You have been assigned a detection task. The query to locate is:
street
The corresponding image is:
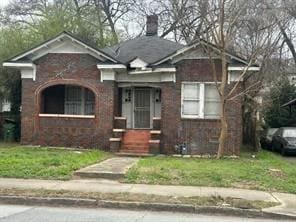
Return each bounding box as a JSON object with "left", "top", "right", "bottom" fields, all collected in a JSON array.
[{"left": 0, "top": 204, "right": 293, "bottom": 222}]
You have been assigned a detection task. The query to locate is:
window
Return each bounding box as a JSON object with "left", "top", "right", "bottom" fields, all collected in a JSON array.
[
  {"left": 65, "top": 86, "right": 83, "bottom": 115},
  {"left": 65, "top": 86, "right": 95, "bottom": 115},
  {"left": 181, "top": 82, "right": 220, "bottom": 119},
  {"left": 41, "top": 85, "right": 95, "bottom": 116},
  {"left": 84, "top": 89, "right": 95, "bottom": 115},
  {"left": 204, "top": 84, "right": 220, "bottom": 119},
  {"left": 182, "top": 83, "right": 201, "bottom": 117}
]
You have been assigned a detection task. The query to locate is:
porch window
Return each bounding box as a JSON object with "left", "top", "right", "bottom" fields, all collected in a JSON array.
[
  {"left": 181, "top": 82, "right": 220, "bottom": 119},
  {"left": 41, "top": 85, "right": 95, "bottom": 116}
]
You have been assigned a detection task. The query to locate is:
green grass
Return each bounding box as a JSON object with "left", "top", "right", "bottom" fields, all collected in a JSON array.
[
  {"left": 0, "top": 143, "right": 111, "bottom": 180},
  {"left": 125, "top": 150, "right": 296, "bottom": 194}
]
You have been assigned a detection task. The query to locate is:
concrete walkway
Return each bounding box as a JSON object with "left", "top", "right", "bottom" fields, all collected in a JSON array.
[
  {"left": 74, "top": 157, "right": 139, "bottom": 180},
  {"left": 0, "top": 178, "right": 295, "bottom": 217},
  {"left": 263, "top": 193, "right": 296, "bottom": 217}
]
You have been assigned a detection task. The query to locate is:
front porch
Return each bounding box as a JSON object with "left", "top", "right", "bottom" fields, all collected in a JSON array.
[
  {"left": 119, "top": 86, "right": 161, "bottom": 129},
  {"left": 109, "top": 85, "right": 162, "bottom": 155}
]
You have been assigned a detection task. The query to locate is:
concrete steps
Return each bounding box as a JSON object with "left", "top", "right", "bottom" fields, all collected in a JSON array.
[
  {"left": 116, "top": 152, "right": 155, "bottom": 157},
  {"left": 109, "top": 117, "right": 162, "bottom": 154},
  {"left": 120, "top": 130, "right": 151, "bottom": 153}
]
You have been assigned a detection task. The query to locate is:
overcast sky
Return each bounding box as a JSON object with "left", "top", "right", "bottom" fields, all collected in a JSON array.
[{"left": 0, "top": 0, "right": 10, "bottom": 7}]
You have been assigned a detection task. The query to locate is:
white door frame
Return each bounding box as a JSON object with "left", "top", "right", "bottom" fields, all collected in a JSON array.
[{"left": 121, "top": 86, "right": 161, "bottom": 129}]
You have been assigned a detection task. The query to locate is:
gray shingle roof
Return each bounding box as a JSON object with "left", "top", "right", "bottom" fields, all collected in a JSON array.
[{"left": 102, "top": 35, "right": 184, "bottom": 65}]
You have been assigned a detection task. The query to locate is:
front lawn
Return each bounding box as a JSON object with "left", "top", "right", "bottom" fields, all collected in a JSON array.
[
  {"left": 0, "top": 144, "right": 111, "bottom": 180},
  {"left": 125, "top": 150, "right": 296, "bottom": 194}
]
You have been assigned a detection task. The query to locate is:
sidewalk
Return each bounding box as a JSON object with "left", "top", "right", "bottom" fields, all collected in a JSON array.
[{"left": 0, "top": 178, "right": 295, "bottom": 217}]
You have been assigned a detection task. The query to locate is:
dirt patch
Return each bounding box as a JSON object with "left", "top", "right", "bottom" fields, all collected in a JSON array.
[{"left": 268, "top": 168, "right": 285, "bottom": 178}]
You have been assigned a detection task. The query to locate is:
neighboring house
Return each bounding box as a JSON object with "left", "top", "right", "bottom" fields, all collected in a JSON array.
[{"left": 3, "top": 15, "right": 259, "bottom": 155}]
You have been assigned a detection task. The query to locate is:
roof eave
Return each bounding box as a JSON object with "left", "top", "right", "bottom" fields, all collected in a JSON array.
[
  {"left": 152, "top": 40, "right": 253, "bottom": 66},
  {"left": 5, "top": 31, "right": 119, "bottom": 64}
]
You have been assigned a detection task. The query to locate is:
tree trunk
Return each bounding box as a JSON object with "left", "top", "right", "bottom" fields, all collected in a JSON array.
[
  {"left": 216, "top": 0, "right": 228, "bottom": 159},
  {"left": 217, "top": 99, "right": 228, "bottom": 158},
  {"left": 217, "top": 53, "right": 228, "bottom": 159}
]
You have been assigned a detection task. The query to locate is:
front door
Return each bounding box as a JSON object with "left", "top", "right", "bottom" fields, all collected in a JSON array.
[{"left": 134, "top": 88, "right": 151, "bottom": 128}]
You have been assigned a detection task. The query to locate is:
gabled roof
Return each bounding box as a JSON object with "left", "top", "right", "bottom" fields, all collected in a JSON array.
[
  {"left": 102, "top": 35, "right": 257, "bottom": 68},
  {"left": 102, "top": 35, "right": 184, "bottom": 65},
  {"left": 153, "top": 39, "right": 252, "bottom": 66},
  {"left": 5, "top": 31, "right": 119, "bottom": 64},
  {"left": 5, "top": 30, "right": 258, "bottom": 69}
]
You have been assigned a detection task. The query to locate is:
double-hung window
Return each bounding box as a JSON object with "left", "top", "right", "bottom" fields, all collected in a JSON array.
[
  {"left": 181, "top": 83, "right": 202, "bottom": 118},
  {"left": 181, "top": 82, "right": 220, "bottom": 119},
  {"left": 204, "top": 84, "right": 220, "bottom": 119}
]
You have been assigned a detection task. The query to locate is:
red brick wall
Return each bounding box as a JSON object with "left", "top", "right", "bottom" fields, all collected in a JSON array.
[
  {"left": 160, "top": 59, "right": 242, "bottom": 155},
  {"left": 21, "top": 54, "right": 242, "bottom": 153},
  {"left": 21, "top": 53, "right": 115, "bottom": 149}
]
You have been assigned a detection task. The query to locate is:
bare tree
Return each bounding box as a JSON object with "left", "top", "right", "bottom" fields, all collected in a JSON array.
[
  {"left": 198, "top": 0, "right": 278, "bottom": 158},
  {"left": 129, "top": 0, "right": 213, "bottom": 44},
  {"left": 93, "top": 0, "right": 134, "bottom": 43},
  {"left": 264, "top": 0, "right": 296, "bottom": 64}
]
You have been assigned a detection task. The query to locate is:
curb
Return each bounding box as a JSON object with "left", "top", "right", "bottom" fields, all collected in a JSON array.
[
  {"left": 0, "top": 195, "right": 295, "bottom": 220},
  {"left": 0, "top": 196, "right": 97, "bottom": 207}
]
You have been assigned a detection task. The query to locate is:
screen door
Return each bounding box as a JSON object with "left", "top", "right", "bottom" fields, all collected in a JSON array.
[{"left": 134, "top": 88, "right": 151, "bottom": 128}]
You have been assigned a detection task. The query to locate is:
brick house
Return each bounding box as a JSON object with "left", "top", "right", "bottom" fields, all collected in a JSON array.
[{"left": 3, "top": 16, "right": 259, "bottom": 155}]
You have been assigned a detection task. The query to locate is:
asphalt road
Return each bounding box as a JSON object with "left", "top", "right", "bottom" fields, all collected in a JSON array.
[{"left": 0, "top": 204, "right": 294, "bottom": 222}]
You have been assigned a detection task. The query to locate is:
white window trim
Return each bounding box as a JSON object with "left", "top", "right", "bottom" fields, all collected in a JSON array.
[
  {"left": 39, "top": 114, "right": 95, "bottom": 118},
  {"left": 181, "top": 82, "right": 220, "bottom": 119}
]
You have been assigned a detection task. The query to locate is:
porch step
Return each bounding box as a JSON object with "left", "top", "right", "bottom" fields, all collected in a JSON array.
[
  {"left": 116, "top": 152, "right": 154, "bottom": 157},
  {"left": 109, "top": 138, "right": 121, "bottom": 142},
  {"left": 150, "top": 130, "right": 161, "bottom": 140},
  {"left": 121, "top": 143, "right": 149, "bottom": 147},
  {"left": 120, "top": 130, "right": 151, "bottom": 153},
  {"left": 121, "top": 146, "right": 150, "bottom": 150},
  {"left": 113, "top": 129, "right": 126, "bottom": 138},
  {"left": 109, "top": 138, "right": 121, "bottom": 152},
  {"left": 113, "top": 129, "right": 126, "bottom": 132},
  {"left": 120, "top": 149, "right": 149, "bottom": 154},
  {"left": 149, "top": 139, "right": 160, "bottom": 143},
  {"left": 150, "top": 130, "right": 161, "bottom": 134},
  {"left": 149, "top": 139, "right": 160, "bottom": 154}
]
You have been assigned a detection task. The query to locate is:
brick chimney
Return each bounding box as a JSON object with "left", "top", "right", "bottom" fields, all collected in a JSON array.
[{"left": 146, "top": 15, "right": 158, "bottom": 36}]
